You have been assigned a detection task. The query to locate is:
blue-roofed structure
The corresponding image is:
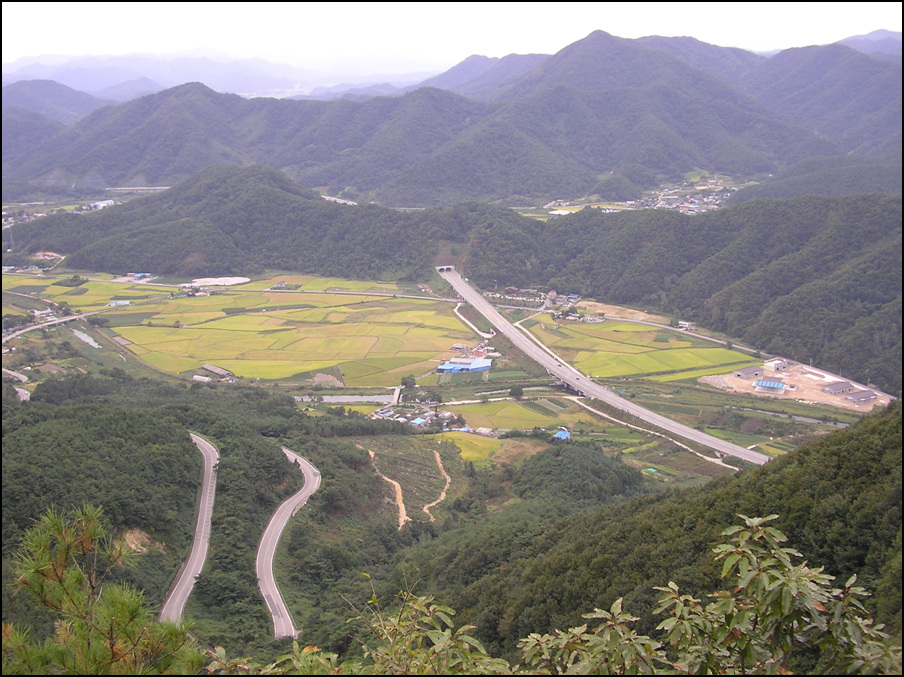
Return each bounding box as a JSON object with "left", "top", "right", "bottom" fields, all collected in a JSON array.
[
  {"left": 437, "top": 357, "right": 492, "bottom": 374},
  {"left": 753, "top": 379, "right": 785, "bottom": 393},
  {"left": 553, "top": 430, "right": 571, "bottom": 440}
]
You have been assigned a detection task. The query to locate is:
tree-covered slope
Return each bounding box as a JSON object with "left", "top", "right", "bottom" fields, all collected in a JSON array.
[
  {"left": 4, "top": 164, "right": 521, "bottom": 279},
  {"left": 730, "top": 154, "right": 904, "bottom": 203},
  {"left": 1, "top": 106, "right": 64, "bottom": 166},
  {"left": 1, "top": 79, "right": 115, "bottom": 125},
  {"left": 393, "top": 402, "right": 902, "bottom": 659},
  {"left": 1, "top": 372, "right": 409, "bottom": 655},
  {"left": 740, "top": 44, "right": 903, "bottom": 156},
  {"left": 464, "top": 193, "right": 903, "bottom": 394}
]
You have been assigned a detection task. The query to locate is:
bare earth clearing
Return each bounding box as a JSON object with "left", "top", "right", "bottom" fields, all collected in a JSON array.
[
  {"left": 700, "top": 368, "right": 891, "bottom": 413},
  {"left": 577, "top": 301, "right": 671, "bottom": 324}
]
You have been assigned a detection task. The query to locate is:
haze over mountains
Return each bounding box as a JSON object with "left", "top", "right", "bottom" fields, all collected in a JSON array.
[{"left": 3, "top": 30, "right": 901, "bottom": 205}]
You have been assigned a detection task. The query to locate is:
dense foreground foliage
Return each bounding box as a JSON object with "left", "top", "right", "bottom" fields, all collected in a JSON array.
[{"left": 3, "top": 508, "right": 900, "bottom": 674}]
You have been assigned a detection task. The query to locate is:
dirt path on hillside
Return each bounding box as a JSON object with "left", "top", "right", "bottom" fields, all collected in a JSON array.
[
  {"left": 422, "top": 450, "right": 451, "bottom": 522},
  {"left": 359, "top": 445, "right": 410, "bottom": 530}
]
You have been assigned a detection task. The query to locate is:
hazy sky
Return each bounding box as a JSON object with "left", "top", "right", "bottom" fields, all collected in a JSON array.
[{"left": 3, "top": 2, "right": 902, "bottom": 74}]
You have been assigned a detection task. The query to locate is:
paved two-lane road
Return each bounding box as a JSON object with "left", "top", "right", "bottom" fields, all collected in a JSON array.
[
  {"left": 438, "top": 268, "right": 769, "bottom": 466},
  {"left": 256, "top": 448, "right": 321, "bottom": 638},
  {"left": 158, "top": 433, "right": 219, "bottom": 623}
]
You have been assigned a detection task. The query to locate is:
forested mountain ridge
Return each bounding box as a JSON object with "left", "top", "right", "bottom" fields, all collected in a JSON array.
[
  {"left": 465, "top": 193, "right": 902, "bottom": 394},
  {"left": 1, "top": 79, "right": 115, "bottom": 125},
  {"left": 729, "top": 153, "right": 903, "bottom": 202},
  {"left": 738, "top": 43, "right": 903, "bottom": 156},
  {"left": 9, "top": 29, "right": 902, "bottom": 204},
  {"left": 6, "top": 165, "right": 900, "bottom": 394},
  {"left": 4, "top": 371, "right": 899, "bottom": 670},
  {"left": 4, "top": 164, "right": 517, "bottom": 280},
  {"left": 1, "top": 374, "right": 409, "bottom": 654}
]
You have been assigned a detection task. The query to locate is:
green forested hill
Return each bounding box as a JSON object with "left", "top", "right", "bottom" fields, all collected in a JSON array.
[
  {"left": 1, "top": 106, "right": 64, "bottom": 166},
  {"left": 1, "top": 397, "right": 205, "bottom": 638},
  {"left": 0, "top": 56, "right": 843, "bottom": 205},
  {"left": 4, "top": 31, "right": 901, "bottom": 204},
  {"left": 1, "top": 373, "right": 409, "bottom": 655},
  {"left": 1, "top": 79, "right": 114, "bottom": 125},
  {"left": 730, "top": 154, "right": 903, "bottom": 202},
  {"left": 390, "top": 402, "right": 902, "bottom": 659},
  {"left": 739, "top": 44, "right": 902, "bottom": 156},
  {"left": 5, "top": 164, "right": 519, "bottom": 279},
  {"left": 465, "top": 193, "right": 903, "bottom": 394},
  {"left": 2, "top": 375, "right": 900, "bottom": 665}
]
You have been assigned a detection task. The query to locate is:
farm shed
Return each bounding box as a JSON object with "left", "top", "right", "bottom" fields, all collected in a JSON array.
[
  {"left": 765, "top": 358, "right": 789, "bottom": 372},
  {"left": 845, "top": 390, "right": 877, "bottom": 404},
  {"left": 202, "top": 364, "right": 233, "bottom": 377},
  {"left": 822, "top": 381, "right": 854, "bottom": 395},
  {"left": 437, "top": 357, "right": 492, "bottom": 374},
  {"left": 734, "top": 366, "right": 763, "bottom": 379}
]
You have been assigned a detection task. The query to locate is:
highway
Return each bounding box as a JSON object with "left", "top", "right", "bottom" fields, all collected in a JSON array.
[
  {"left": 437, "top": 268, "right": 770, "bottom": 466},
  {"left": 159, "top": 433, "right": 220, "bottom": 622},
  {"left": 256, "top": 447, "right": 321, "bottom": 638}
]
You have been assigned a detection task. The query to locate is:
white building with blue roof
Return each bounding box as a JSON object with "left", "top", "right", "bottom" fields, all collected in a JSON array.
[{"left": 437, "top": 357, "right": 492, "bottom": 374}]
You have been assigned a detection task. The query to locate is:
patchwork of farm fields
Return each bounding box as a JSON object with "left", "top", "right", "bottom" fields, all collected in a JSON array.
[
  {"left": 6, "top": 273, "right": 759, "bottom": 387},
  {"left": 4, "top": 273, "right": 474, "bottom": 385},
  {"left": 111, "top": 296, "right": 474, "bottom": 384},
  {"left": 525, "top": 317, "right": 758, "bottom": 379}
]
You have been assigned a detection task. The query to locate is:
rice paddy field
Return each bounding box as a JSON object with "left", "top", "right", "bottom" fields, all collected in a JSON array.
[
  {"left": 451, "top": 398, "right": 610, "bottom": 433},
  {"left": 113, "top": 296, "right": 474, "bottom": 384},
  {"left": 3, "top": 272, "right": 475, "bottom": 385},
  {"left": 524, "top": 317, "right": 758, "bottom": 380}
]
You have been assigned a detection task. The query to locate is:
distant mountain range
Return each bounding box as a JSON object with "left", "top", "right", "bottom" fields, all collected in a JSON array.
[{"left": 2, "top": 30, "right": 901, "bottom": 205}]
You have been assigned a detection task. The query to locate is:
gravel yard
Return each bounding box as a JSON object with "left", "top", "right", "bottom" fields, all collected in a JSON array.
[{"left": 700, "top": 366, "right": 891, "bottom": 412}]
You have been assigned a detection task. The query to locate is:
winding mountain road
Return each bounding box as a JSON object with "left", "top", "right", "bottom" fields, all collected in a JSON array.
[
  {"left": 256, "top": 447, "right": 321, "bottom": 638},
  {"left": 438, "top": 268, "right": 770, "bottom": 466},
  {"left": 159, "top": 433, "right": 219, "bottom": 623}
]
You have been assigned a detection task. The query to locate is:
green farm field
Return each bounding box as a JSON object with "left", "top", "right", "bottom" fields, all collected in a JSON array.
[
  {"left": 527, "top": 316, "right": 757, "bottom": 379},
  {"left": 451, "top": 398, "right": 612, "bottom": 434},
  {"left": 105, "top": 292, "right": 474, "bottom": 384}
]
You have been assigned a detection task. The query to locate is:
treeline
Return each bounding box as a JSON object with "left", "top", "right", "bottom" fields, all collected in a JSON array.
[{"left": 387, "top": 402, "right": 902, "bottom": 661}]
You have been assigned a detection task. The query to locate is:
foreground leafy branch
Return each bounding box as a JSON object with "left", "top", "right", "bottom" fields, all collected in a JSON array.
[
  {"left": 207, "top": 515, "right": 901, "bottom": 675},
  {"left": 4, "top": 508, "right": 900, "bottom": 674}
]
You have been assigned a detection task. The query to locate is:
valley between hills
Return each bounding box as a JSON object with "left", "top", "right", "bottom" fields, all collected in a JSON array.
[{"left": 1, "top": 26, "right": 901, "bottom": 674}]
